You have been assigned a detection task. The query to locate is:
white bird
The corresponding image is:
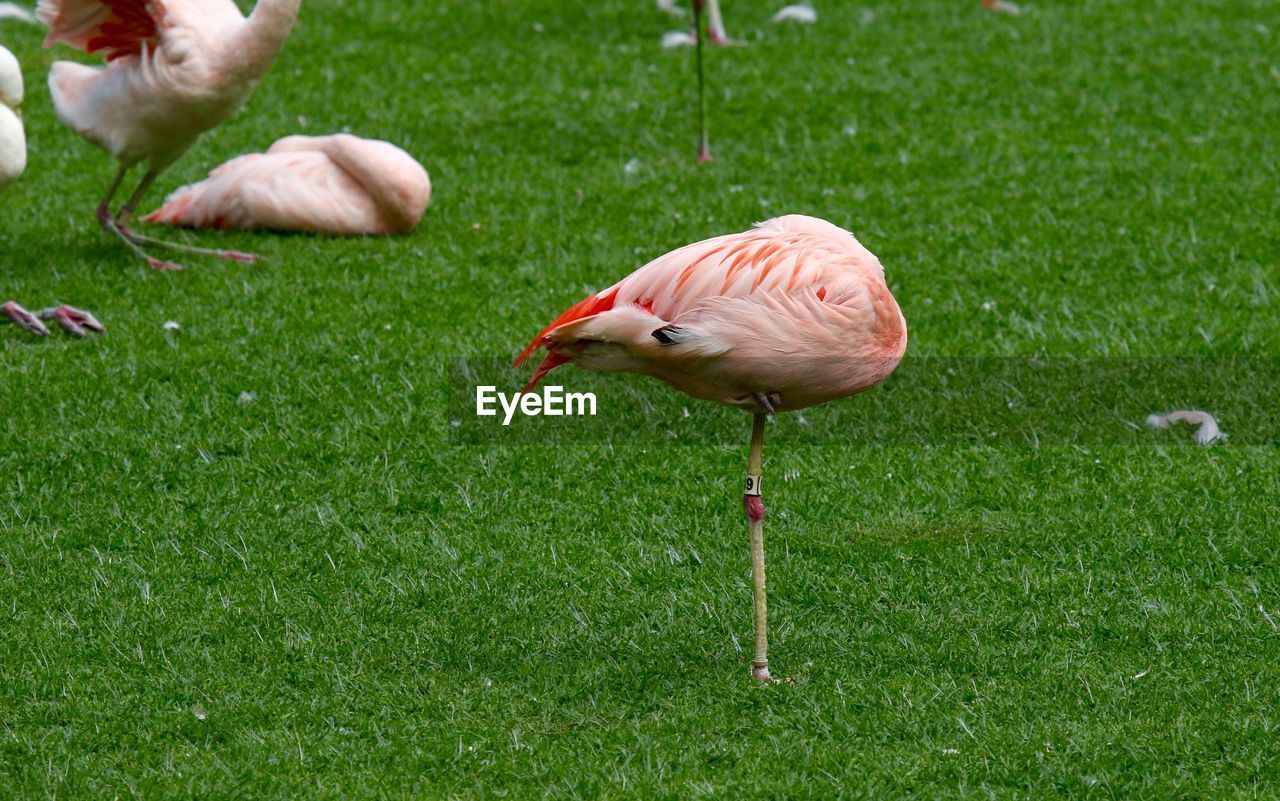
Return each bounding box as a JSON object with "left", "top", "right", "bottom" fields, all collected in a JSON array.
[
  {"left": 0, "top": 44, "right": 103, "bottom": 338},
  {"left": 38, "top": 0, "right": 303, "bottom": 270}
]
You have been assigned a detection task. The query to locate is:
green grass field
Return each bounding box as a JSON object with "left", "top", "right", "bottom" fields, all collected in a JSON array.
[{"left": 3, "top": 0, "right": 1279, "bottom": 796}]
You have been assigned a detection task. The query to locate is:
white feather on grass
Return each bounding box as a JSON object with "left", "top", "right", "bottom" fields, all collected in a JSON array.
[
  {"left": 656, "top": 0, "right": 686, "bottom": 16},
  {"left": 772, "top": 4, "right": 817, "bottom": 24},
  {"left": 0, "top": 3, "right": 36, "bottom": 23},
  {"left": 1145, "top": 410, "right": 1225, "bottom": 446},
  {"left": 662, "top": 30, "right": 696, "bottom": 48}
]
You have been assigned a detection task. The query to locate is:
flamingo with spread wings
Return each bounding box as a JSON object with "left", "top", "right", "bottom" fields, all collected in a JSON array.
[
  {"left": 38, "top": 0, "right": 302, "bottom": 270},
  {"left": 518, "top": 215, "right": 907, "bottom": 681}
]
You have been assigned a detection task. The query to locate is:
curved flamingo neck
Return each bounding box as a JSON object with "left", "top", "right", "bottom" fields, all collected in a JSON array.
[{"left": 232, "top": 0, "right": 302, "bottom": 81}]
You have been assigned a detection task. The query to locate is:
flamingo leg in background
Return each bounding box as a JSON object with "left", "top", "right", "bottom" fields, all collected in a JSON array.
[
  {"left": 692, "top": 0, "right": 712, "bottom": 162},
  {"left": 95, "top": 166, "right": 257, "bottom": 270},
  {"left": 95, "top": 163, "right": 180, "bottom": 271},
  {"left": 115, "top": 170, "right": 259, "bottom": 265},
  {"left": 706, "top": 0, "right": 731, "bottom": 44},
  {"left": 745, "top": 410, "right": 775, "bottom": 683}
]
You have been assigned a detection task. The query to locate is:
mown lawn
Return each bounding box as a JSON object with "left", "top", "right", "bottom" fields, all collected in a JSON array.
[{"left": 2, "top": 0, "right": 1278, "bottom": 797}]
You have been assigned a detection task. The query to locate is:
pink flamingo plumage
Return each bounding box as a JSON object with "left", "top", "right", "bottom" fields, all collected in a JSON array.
[
  {"left": 38, "top": 0, "right": 302, "bottom": 270},
  {"left": 144, "top": 134, "right": 433, "bottom": 236},
  {"left": 518, "top": 214, "right": 907, "bottom": 681}
]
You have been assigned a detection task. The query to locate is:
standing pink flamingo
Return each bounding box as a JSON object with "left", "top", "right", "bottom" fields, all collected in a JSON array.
[
  {"left": 37, "top": 0, "right": 302, "bottom": 271},
  {"left": 517, "top": 214, "right": 907, "bottom": 682},
  {"left": 143, "top": 134, "right": 433, "bottom": 236},
  {"left": 1, "top": 43, "right": 103, "bottom": 338}
]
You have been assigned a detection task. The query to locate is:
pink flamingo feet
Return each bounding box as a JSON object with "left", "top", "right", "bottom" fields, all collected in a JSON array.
[
  {"left": 752, "top": 663, "right": 776, "bottom": 683},
  {"left": 3, "top": 301, "right": 105, "bottom": 338},
  {"left": 2, "top": 301, "right": 48, "bottom": 336},
  {"left": 707, "top": 28, "right": 733, "bottom": 46},
  {"left": 97, "top": 201, "right": 260, "bottom": 272}
]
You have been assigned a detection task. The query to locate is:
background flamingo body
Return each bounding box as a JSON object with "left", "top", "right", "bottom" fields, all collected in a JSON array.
[
  {"left": 38, "top": 0, "right": 302, "bottom": 269},
  {"left": 40, "top": 0, "right": 301, "bottom": 172},
  {"left": 144, "top": 134, "right": 432, "bottom": 235},
  {"left": 518, "top": 215, "right": 907, "bottom": 413}
]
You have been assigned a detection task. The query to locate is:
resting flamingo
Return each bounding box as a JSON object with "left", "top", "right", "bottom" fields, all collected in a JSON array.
[
  {"left": 37, "top": 0, "right": 302, "bottom": 271},
  {"left": 1, "top": 43, "right": 102, "bottom": 338},
  {"left": 517, "top": 214, "right": 907, "bottom": 682},
  {"left": 144, "top": 134, "right": 433, "bottom": 236}
]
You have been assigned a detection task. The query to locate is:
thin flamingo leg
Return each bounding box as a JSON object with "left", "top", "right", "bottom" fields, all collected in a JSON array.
[
  {"left": 706, "top": 0, "right": 732, "bottom": 45},
  {"left": 115, "top": 170, "right": 261, "bottom": 267},
  {"left": 692, "top": 0, "right": 712, "bottom": 163},
  {"left": 98, "top": 164, "right": 183, "bottom": 271},
  {"left": 744, "top": 411, "right": 776, "bottom": 683}
]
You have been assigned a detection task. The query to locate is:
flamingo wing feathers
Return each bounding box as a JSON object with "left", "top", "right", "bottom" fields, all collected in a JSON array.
[
  {"left": 144, "top": 136, "right": 433, "bottom": 235},
  {"left": 37, "top": 0, "right": 165, "bottom": 61},
  {"left": 517, "top": 215, "right": 883, "bottom": 367},
  {"left": 516, "top": 216, "right": 906, "bottom": 407}
]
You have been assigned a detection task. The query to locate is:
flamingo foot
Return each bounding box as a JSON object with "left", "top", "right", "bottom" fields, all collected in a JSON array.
[
  {"left": 221, "top": 250, "right": 260, "bottom": 264},
  {"left": 752, "top": 391, "right": 782, "bottom": 414},
  {"left": 120, "top": 225, "right": 261, "bottom": 266},
  {"left": 3, "top": 301, "right": 51, "bottom": 336},
  {"left": 147, "top": 257, "right": 186, "bottom": 272},
  {"left": 981, "top": 0, "right": 1022, "bottom": 15},
  {"left": 39, "top": 305, "right": 105, "bottom": 338},
  {"left": 752, "top": 663, "right": 777, "bottom": 683}
]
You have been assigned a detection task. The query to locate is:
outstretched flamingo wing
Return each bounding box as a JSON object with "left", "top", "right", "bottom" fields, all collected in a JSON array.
[{"left": 37, "top": 0, "right": 166, "bottom": 62}]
